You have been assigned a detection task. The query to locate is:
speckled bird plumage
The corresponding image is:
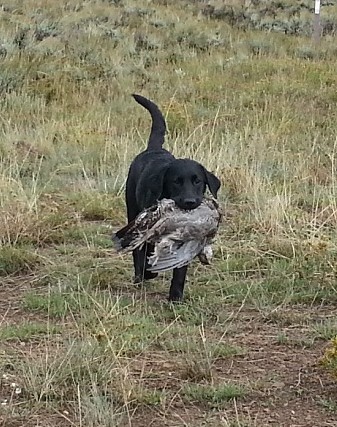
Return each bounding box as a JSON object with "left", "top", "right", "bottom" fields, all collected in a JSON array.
[{"left": 113, "top": 198, "right": 222, "bottom": 272}]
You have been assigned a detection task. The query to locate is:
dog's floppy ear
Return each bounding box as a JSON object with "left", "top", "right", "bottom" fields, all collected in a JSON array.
[
  {"left": 203, "top": 167, "right": 221, "bottom": 198},
  {"left": 135, "top": 164, "right": 170, "bottom": 209}
]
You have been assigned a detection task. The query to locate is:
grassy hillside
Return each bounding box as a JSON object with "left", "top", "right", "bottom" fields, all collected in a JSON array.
[{"left": 1, "top": 0, "right": 337, "bottom": 426}]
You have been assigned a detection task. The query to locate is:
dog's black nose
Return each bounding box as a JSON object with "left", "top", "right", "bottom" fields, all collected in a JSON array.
[{"left": 182, "top": 199, "right": 199, "bottom": 210}]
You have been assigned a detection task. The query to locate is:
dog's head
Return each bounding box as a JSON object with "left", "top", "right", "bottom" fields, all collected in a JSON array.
[
  {"left": 140, "top": 159, "right": 220, "bottom": 209},
  {"left": 136, "top": 158, "right": 220, "bottom": 210},
  {"left": 162, "top": 159, "right": 220, "bottom": 210}
]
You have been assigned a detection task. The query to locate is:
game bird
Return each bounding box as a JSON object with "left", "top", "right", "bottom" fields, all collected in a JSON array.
[{"left": 112, "top": 197, "right": 222, "bottom": 272}]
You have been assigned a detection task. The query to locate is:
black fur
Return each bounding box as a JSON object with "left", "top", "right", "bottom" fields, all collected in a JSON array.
[{"left": 125, "top": 94, "right": 221, "bottom": 301}]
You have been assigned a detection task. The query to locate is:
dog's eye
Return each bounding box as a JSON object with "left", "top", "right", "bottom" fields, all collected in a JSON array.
[
  {"left": 194, "top": 177, "right": 201, "bottom": 184},
  {"left": 173, "top": 178, "right": 182, "bottom": 185}
]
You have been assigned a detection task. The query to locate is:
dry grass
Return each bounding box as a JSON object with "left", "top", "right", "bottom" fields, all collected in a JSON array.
[{"left": 0, "top": 0, "right": 337, "bottom": 426}]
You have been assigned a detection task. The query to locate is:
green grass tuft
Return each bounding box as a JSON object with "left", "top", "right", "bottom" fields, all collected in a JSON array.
[
  {"left": 0, "top": 247, "right": 40, "bottom": 275},
  {"left": 183, "top": 382, "right": 246, "bottom": 407},
  {"left": 0, "top": 322, "right": 61, "bottom": 341}
]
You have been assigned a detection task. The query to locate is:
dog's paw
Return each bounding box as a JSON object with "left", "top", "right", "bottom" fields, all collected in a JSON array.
[
  {"left": 144, "top": 271, "right": 158, "bottom": 281},
  {"left": 168, "top": 292, "right": 184, "bottom": 303},
  {"left": 134, "top": 271, "right": 158, "bottom": 284}
]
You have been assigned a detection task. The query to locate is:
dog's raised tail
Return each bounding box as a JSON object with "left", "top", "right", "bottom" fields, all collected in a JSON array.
[{"left": 132, "top": 94, "right": 166, "bottom": 150}]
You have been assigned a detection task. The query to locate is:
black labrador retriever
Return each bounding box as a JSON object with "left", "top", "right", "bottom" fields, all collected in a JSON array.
[{"left": 125, "top": 94, "right": 221, "bottom": 301}]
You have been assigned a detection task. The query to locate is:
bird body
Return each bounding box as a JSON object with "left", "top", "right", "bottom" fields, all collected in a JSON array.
[{"left": 113, "top": 198, "right": 222, "bottom": 272}]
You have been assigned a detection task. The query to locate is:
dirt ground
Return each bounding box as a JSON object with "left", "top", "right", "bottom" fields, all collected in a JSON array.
[{"left": 1, "top": 277, "right": 337, "bottom": 427}]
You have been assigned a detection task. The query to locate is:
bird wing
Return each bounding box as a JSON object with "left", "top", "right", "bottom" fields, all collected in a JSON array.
[
  {"left": 148, "top": 239, "right": 205, "bottom": 273},
  {"left": 119, "top": 217, "right": 170, "bottom": 253},
  {"left": 112, "top": 199, "right": 175, "bottom": 252}
]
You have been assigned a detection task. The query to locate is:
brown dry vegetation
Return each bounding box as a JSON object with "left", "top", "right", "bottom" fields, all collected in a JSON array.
[{"left": 1, "top": 0, "right": 337, "bottom": 426}]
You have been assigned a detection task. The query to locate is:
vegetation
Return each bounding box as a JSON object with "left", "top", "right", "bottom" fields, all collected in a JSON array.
[{"left": 0, "top": 0, "right": 337, "bottom": 425}]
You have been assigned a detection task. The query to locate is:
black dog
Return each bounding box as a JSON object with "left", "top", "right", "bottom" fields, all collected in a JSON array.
[{"left": 125, "top": 94, "right": 221, "bottom": 301}]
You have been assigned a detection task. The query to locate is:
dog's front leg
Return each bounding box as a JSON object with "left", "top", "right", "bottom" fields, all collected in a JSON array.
[
  {"left": 169, "top": 266, "right": 188, "bottom": 301},
  {"left": 133, "top": 245, "right": 158, "bottom": 284}
]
